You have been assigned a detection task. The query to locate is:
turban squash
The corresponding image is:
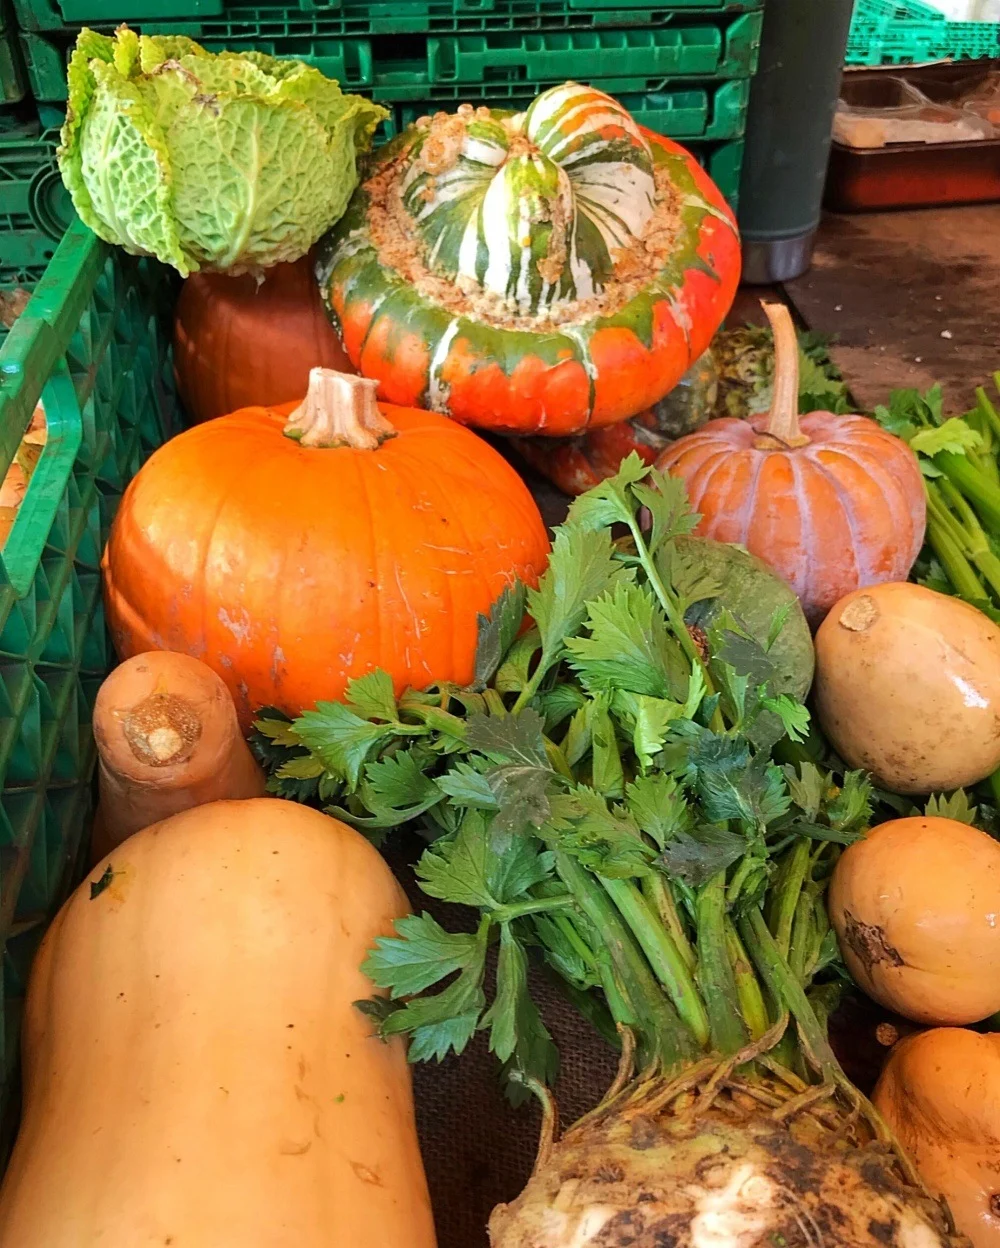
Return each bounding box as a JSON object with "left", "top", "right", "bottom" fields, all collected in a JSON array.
[
  {"left": 316, "top": 83, "right": 740, "bottom": 436},
  {"left": 102, "top": 368, "right": 549, "bottom": 728}
]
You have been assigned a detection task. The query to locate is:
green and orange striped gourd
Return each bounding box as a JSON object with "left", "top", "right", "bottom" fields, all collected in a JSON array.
[{"left": 317, "top": 83, "right": 741, "bottom": 436}]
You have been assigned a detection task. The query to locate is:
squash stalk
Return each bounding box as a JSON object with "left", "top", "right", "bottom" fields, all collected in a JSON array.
[{"left": 284, "top": 367, "right": 396, "bottom": 450}]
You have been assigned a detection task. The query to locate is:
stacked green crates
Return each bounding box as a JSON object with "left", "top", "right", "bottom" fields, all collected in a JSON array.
[
  {"left": 0, "top": 220, "right": 180, "bottom": 1135},
  {"left": 5, "top": 0, "right": 762, "bottom": 210},
  {"left": 846, "top": 0, "right": 999, "bottom": 65}
]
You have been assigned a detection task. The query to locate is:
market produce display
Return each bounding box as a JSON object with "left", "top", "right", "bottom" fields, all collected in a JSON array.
[
  {"left": 9, "top": 29, "right": 999, "bottom": 1248},
  {"left": 174, "top": 255, "right": 354, "bottom": 424},
  {"left": 875, "top": 1029, "right": 1000, "bottom": 1248},
  {"left": 90, "top": 651, "right": 266, "bottom": 861},
  {"left": 102, "top": 368, "right": 549, "bottom": 728},
  {"left": 59, "top": 28, "right": 386, "bottom": 275},
  {"left": 814, "top": 582, "right": 1000, "bottom": 794},
  {"left": 0, "top": 799, "right": 436, "bottom": 1247},
  {"left": 658, "top": 301, "right": 927, "bottom": 625},
  {"left": 317, "top": 84, "right": 740, "bottom": 435},
  {"left": 255, "top": 458, "right": 961, "bottom": 1248},
  {"left": 829, "top": 816, "right": 1000, "bottom": 1026}
]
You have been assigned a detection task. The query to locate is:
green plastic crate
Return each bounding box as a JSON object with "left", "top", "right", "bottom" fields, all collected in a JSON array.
[
  {"left": 22, "top": 10, "right": 761, "bottom": 100},
  {"left": 12, "top": 0, "right": 763, "bottom": 36},
  {"left": 847, "top": 0, "right": 998, "bottom": 65},
  {"left": 0, "top": 128, "right": 76, "bottom": 279},
  {"left": 0, "top": 220, "right": 180, "bottom": 1124},
  {"left": 391, "top": 76, "right": 748, "bottom": 141},
  {"left": 0, "top": 40, "right": 26, "bottom": 108},
  {"left": 934, "top": 20, "right": 999, "bottom": 59}
]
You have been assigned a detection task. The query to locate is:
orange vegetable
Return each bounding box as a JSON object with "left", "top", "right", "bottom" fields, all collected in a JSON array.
[
  {"left": 0, "top": 798, "right": 437, "bottom": 1247},
  {"left": 829, "top": 816, "right": 1000, "bottom": 1025},
  {"left": 90, "top": 650, "right": 266, "bottom": 861},
  {"left": 814, "top": 582, "right": 1000, "bottom": 793},
  {"left": 657, "top": 301, "right": 925, "bottom": 625},
  {"left": 102, "top": 368, "right": 549, "bottom": 727},
  {"left": 173, "top": 254, "right": 353, "bottom": 424},
  {"left": 875, "top": 1028, "right": 1000, "bottom": 1248},
  {"left": 318, "top": 87, "right": 739, "bottom": 435}
]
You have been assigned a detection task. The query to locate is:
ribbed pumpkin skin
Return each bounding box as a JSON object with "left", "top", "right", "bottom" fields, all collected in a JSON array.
[
  {"left": 102, "top": 401, "right": 549, "bottom": 727},
  {"left": 174, "top": 255, "right": 353, "bottom": 424},
  {"left": 657, "top": 410, "right": 926, "bottom": 626},
  {"left": 319, "top": 90, "right": 740, "bottom": 436},
  {"left": 0, "top": 799, "right": 437, "bottom": 1248}
]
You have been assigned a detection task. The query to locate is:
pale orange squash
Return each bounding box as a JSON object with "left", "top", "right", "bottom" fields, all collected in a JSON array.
[
  {"left": 829, "top": 816, "right": 1000, "bottom": 1026},
  {"left": 875, "top": 1028, "right": 1000, "bottom": 1248},
  {"left": 0, "top": 799, "right": 437, "bottom": 1248},
  {"left": 90, "top": 650, "right": 266, "bottom": 861}
]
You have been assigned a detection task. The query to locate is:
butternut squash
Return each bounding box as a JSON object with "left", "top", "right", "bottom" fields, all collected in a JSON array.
[
  {"left": 874, "top": 1028, "right": 1000, "bottom": 1248},
  {"left": 0, "top": 798, "right": 437, "bottom": 1248},
  {"left": 814, "top": 582, "right": 1000, "bottom": 794},
  {"left": 91, "top": 650, "right": 266, "bottom": 861},
  {"left": 829, "top": 816, "right": 1000, "bottom": 1025}
]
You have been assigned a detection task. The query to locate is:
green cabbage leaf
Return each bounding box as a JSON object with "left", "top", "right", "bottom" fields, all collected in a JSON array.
[{"left": 59, "top": 27, "right": 387, "bottom": 276}]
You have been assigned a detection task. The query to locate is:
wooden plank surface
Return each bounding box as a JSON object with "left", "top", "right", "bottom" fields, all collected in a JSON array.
[{"left": 784, "top": 204, "right": 1000, "bottom": 412}]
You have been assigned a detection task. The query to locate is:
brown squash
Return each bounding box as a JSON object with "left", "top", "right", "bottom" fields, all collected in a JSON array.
[
  {"left": 875, "top": 1028, "right": 1000, "bottom": 1248},
  {"left": 173, "top": 254, "right": 353, "bottom": 424},
  {"left": 90, "top": 650, "right": 266, "bottom": 861},
  {"left": 0, "top": 798, "right": 437, "bottom": 1248}
]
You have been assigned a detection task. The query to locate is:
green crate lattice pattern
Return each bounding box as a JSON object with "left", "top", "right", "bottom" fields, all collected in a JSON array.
[
  {"left": 19, "top": 10, "right": 761, "bottom": 100},
  {"left": 0, "top": 127, "right": 75, "bottom": 284},
  {"left": 847, "top": 0, "right": 1000, "bottom": 65},
  {"left": 11, "top": 0, "right": 763, "bottom": 35},
  {"left": 0, "top": 220, "right": 180, "bottom": 1121}
]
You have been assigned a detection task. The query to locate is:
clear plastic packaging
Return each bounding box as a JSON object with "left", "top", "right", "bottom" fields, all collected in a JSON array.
[{"left": 833, "top": 74, "right": 995, "bottom": 148}]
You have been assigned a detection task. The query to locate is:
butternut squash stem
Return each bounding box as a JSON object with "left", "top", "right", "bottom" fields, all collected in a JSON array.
[{"left": 760, "top": 300, "right": 810, "bottom": 449}]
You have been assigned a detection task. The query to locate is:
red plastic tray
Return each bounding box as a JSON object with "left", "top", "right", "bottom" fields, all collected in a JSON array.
[{"left": 824, "top": 60, "right": 1000, "bottom": 212}]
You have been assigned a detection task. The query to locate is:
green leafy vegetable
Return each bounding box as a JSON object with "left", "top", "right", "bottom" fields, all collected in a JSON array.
[
  {"left": 60, "top": 26, "right": 386, "bottom": 275},
  {"left": 252, "top": 455, "right": 878, "bottom": 1092}
]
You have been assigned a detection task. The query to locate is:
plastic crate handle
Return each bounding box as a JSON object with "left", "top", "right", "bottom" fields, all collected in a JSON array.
[{"left": 0, "top": 322, "right": 83, "bottom": 599}]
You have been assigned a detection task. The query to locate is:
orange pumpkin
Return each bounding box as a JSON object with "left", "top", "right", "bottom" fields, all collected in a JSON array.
[
  {"left": 173, "top": 254, "right": 353, "bottom": 425},
  {"left": 102, "top": 369, "right": 550, "bottom": 728},
  {"left": 657, "top": 301, "right": 926, "bottom": 625}
]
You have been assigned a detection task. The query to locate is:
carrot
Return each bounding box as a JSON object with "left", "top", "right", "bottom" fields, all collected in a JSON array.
[{"left": 91, "top": 651, "right": 266, "bottom": 861}]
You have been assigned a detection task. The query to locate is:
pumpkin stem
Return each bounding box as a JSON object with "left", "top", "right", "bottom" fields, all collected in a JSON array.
[
  {"left": 283, "top": 368, "right": 396, "bottom": 450},
  {"left": 758, "top": 300, "right": 811, "bottom": 450}
]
